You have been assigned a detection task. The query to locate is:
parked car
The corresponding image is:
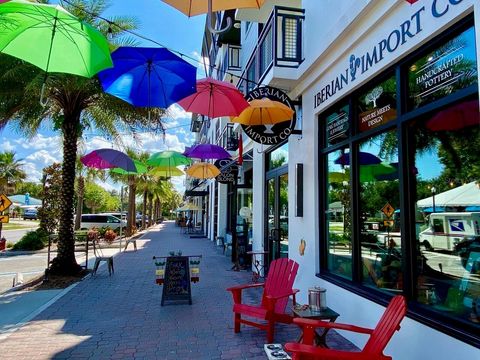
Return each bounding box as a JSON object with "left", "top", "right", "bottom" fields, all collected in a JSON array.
[
  {"left": 454, "top": 235, "right": 480, "bottom": 269},
  {"left": 80, "top": 214, "right": 126, "bottom": 231},
  {"left": 23, "top": 208, "right": 38, "bottom": 220}
]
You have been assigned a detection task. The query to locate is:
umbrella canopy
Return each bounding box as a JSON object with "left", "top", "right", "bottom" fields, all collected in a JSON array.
[
  {"left": 426, "top": 100, "right": 479, "bottom": 132},
  {"left": 230, "top": 98, "right": 294, "bottom": 125},
  {"left": 81, "top": 149, "right": 136, "bottom": 172},
  {"left": 186, "top": 162, "right": 220, "bottom": 179},
  {"left": 161, "top": 0, "right": 264, "bottom": 17},
  {"left": 149, "top": 166, "right": 184, "bottom": 178},
  {"left": 359, "top": 163, "right": 396, "bottom": 183},
  {"left": 178, "top": 202, "right": 201, "bottom": 211},
  {"left": 147, "top": 151, "right": 192, "bottom": 167},
  {"left": 177, "top": 77, "right": 250, "bottom": 118},
  {"left": 334, "top": 151, "right": 382, "bottom": 166},
  {"left": 98, "top": 47, "right": 196, "bottom": 108},
  {"left": 328, "top": 171, "right": 349, "bottom": 183},
  {"left": 110, "top": 160, "right": 147, "bottom": 175},
  {"left": 0, "top": 1, "right": 112, "bottom": 78},
  {"left": 184, "top": 143, "right": 231, "bottom": 160}
]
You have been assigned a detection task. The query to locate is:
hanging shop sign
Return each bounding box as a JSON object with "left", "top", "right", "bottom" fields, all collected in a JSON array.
[
  {"left": 313, "top": 0, "right": 467, "bottom": 109},
  {"left": 242, "top": 86, "right": 296, "bottom": 145},
  {"left": 358, "top": 76, "right": 397, "bottom": 132},
  {"left": 215, "top": 158, "right": 239, "bottom": 184},
  {"left": 408, "top": 26, "right": 477, "bottom": 110}
]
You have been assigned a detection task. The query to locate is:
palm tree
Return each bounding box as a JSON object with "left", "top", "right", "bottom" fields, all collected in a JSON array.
[
  {"left": 0, "top": 151, "right": 26, "bottom": 194},
  {"left": 0, "top": 1, "right": 165, "bottom": 275}
]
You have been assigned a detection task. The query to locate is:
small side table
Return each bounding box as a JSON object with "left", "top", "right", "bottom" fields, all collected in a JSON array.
[
  {"left": 247, "top": 250, "right": 269, "bottom": 283},
  {"left": 292, "top": 306, "right": 339, "bottom": 347}
]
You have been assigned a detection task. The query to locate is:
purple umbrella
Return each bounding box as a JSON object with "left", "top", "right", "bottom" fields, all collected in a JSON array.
[
  {"left": 184, "top": 143, "right": 231, "bottom": 160},
  {"left": 81, "top": 149, "right": 136, "bottom": 172},
  {"left": 334, "top": 151, "right": 381, "bottom": 166}
]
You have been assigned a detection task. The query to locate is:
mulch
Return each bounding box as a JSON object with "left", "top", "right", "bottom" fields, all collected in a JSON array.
[{"left": 18, "top": 269, "right": 90, "bottom": 292}]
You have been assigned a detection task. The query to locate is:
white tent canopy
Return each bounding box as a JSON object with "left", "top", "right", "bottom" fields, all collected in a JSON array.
[{"left": 417, "top": 181, "right": 480, "bottom": 208}]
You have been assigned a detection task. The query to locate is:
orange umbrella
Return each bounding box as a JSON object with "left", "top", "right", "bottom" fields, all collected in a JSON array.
[
  {"left": 161, "top": 0, "right": 264, "bottom": 17},
  {"left": 186, "top": 162, "right": 220, "bottom": 179},
  {"left": 230, "top": 98, "right": 294, "bottom": 126}
]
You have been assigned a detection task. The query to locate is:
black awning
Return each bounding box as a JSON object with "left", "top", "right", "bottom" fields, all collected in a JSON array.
[{"left": 185, "top": 190, "right": 208, "bottom": 197}]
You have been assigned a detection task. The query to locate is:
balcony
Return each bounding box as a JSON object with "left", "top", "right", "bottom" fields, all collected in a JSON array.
[
  {"left": 239, "top": 6, "right": 304, "bottom": 93},
  {"left": 218, "top": 45, "right": 241, "bottom": 81}
]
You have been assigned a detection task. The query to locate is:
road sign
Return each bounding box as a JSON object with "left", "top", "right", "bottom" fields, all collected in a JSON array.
[
  {"left": 384, "top": 220, "right": 394, "bottom": 227},
  {"left": 381, "top": 203, "right": 395, "bottom": 218},
  {"left": 0, "top": 215, "right": 9, "bottom": 223},
  {"left": 0, "top": 194, "right": 12, "bottom": 212}
]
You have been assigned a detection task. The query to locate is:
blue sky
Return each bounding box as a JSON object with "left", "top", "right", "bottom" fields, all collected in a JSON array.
[{"left": 0, "top": 0, "right": 207, "bottom": 193}]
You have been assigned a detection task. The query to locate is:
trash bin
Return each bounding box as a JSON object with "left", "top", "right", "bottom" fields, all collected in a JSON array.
[{"left": 0, "top": 237, "right": 6, "bottom": 251}]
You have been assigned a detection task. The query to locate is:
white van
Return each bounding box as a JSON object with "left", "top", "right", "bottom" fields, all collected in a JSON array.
[
  {"left": 80, "top": 214, "right": 126, "bottom": 230},
  {"left": 419, "top": 212, "right": 480, "bottom": 251}
]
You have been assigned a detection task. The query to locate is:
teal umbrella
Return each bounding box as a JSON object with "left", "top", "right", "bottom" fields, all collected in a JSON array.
[
  {"left": 147, "top": 151, "right": 192, "bottom": 167},
  {"left": 0, "top": 1, "right": 112, "bottom": 78}
]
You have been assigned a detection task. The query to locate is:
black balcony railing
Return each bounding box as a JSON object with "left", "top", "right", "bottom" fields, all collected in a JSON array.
[
  {"left": 239, "top": 6, "right": 304, "bottom": 92},
  {"left": 218, "top": 45, "right": 241, "bottom": 81}
]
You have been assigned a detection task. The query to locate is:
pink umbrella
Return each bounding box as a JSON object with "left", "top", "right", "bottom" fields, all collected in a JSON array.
[
  {"left": 177, "top": 77, "right": 249, "bottom": 118},
  {"left": 81, "top": 149, "right": 136, "bottom": 172},
  {"left": 426, "top": 100, "right": 479, "bottom": 132}
]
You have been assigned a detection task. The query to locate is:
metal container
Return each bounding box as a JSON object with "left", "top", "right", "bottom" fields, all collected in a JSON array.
[{"left": 308, "top": 287, "right": 327, "bottom": 312}]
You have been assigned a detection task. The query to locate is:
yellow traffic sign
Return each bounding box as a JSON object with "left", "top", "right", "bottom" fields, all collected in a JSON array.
[
  {"left": 0, "top": 215, "right": 9, "bottom": 223},
  {"left": 381, "top": 203, "right": 395, "bottom": 219},
  {"left": 0, "top": 194, "right": 12, "bottom": 212},
  {"left": 384, "top": 220, "right": 394, "bottom": 227}
]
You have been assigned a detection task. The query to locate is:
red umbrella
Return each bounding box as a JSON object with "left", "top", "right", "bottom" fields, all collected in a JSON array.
[
  {"left": 177, "top": 77, "right": 250, "bottom": 118},
  {"left": 426, "top": 100, "right": 479, "bottom": 132}
]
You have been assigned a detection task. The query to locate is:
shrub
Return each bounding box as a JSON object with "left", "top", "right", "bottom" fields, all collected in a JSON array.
[
  {"left": 103, "top": 229, "right": 116, "bottom": 244},
  {"left": 13, "top": 229, "right": 49, "bottom": 251}
]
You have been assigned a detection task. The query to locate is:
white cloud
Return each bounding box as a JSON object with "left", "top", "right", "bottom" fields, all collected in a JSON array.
[
  {"left": 2, "top": 140, "right": 14, "bottom": 151},
  {"left": 191, "top": 51, "right": 209, "bottom": 78},
  {"left": 166, "top": 104, "right": 192, "bottom": 120},
  {"left": 23, "top": 161, "right": 43, "bottom": 183},
  {"left": 15, "top": 133, "right": 61, "bottom": 152},
  {"left": 26, "top": 150, "right": 60, "bottom": 165}
]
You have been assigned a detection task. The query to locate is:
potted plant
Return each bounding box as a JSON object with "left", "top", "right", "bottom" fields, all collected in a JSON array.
[{"left": 104, "top": 229, "right": 116, "bottom": 244}]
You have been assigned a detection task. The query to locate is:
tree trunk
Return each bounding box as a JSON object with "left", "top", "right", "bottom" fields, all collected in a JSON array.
[
  {"left": 127, "top": 175, "right": 136, "bottom": 235},
  {"left": 142, "top": 190, "right": 147, "bottom": 229},
  {"left": 148, "top": 194, "right": 153, "bottom": 227},
  {"left": 50, "top": 113, "right": 81, "bottom": 275},
  {"left": 154, "top": 198, "right": 160, "bottom": 223},
  {"left": 74, "top": 175, "right": 84, "bottom": 230}
]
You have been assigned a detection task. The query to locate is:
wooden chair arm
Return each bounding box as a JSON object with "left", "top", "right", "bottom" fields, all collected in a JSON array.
[
  {"left": 293, "top": 317, "right": 374, "bottom": 334},
  {"left": 265, "top": 288, "right": 300, "bottom": 301},
  {"left": 285, "top": 343, "right": 368, "bottom": 359}
]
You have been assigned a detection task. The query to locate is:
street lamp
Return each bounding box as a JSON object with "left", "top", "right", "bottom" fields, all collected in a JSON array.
[{"left": 431, "top": 186, "right": 436, "bottom": 213}]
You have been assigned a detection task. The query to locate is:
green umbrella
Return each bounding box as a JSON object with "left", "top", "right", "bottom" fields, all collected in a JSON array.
[
  {"left": 0, "top": 1, "right": 112, "bottom": 78},
  {"left": 111, "top": 160, "right": 147, "bottom": 175},
  {"left": 147, "top": 151, "right": 192, "bottom": 167},
  {"left": 360, "top": 162, "right": 396, "bottom": 183},
  {"left": 149, "top": 166, "right": 184, "bottom": 178}
]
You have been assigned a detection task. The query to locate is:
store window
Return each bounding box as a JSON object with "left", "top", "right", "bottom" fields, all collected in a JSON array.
[
  {"left": 326, "top": 148, "right": 352, "bottom": 279},
  {"left": 412, "top": 98, "right": 480, "bottom": 328},
  {"left": 268, "top": 142, "right": 289, "bottom": 170},
  {"left": 358, "top": 130, "right": 401, "bottom": 292},
  {"left": 326, "top": 104, "right": 349, "bottom": 146}
]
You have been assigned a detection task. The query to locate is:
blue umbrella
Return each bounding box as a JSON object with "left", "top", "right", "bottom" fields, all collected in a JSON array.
[
  {"left": 334, "top": 151, "right": 381, "bottom": 166},
  {"left": 98, "top": 47, "right": 197, "bottom": 108}
]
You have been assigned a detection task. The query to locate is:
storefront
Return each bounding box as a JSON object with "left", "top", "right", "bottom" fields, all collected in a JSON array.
[{"left": 286, "top": 0, "right": 480, "bottom": 356}]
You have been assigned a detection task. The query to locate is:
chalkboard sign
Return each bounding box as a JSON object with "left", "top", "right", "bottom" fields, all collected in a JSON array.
[{"left": 161, "top": 256, "right": 192, "bottom": 306}]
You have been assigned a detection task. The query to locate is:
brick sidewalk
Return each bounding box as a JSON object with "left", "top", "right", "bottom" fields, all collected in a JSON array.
[{"left": 0, "top": 221, "right": 357, "bottom": 359}]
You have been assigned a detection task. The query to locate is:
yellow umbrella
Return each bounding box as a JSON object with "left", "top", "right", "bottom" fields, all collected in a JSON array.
[
  {"left": 180, "top": 202, "right": 201, "bottom": 211},
  {"left": 161, "top": 0, "right": 265, "bottom": 17},
  {"left": 149, "top": 166, "right": 184, "bottom": 178},
  {"left": 186, "top": 162, "right": 220, "bottom": 179},
  {"left": 230, "top": 98, "right": 294, "bottom": 126}
]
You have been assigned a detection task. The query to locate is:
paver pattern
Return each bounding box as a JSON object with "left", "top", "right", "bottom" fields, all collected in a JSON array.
[{"left": 0, "top": 221, "right": 358, "bottom": 359}]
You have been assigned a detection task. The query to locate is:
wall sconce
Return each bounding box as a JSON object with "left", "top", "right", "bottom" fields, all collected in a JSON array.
[{"left": 296, "top": 163, "right": 303, "bottom": 217}]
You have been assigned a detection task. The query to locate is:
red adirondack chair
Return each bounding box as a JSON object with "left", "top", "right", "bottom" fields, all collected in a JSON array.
[
  {"left": 285, "top": 295, "right": 407, "bottom": 360},
  {"left": 226, "top": 258, "right": 300, "bottom": 343}
]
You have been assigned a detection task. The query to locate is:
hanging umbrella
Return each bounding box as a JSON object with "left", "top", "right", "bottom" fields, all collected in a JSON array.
[
  {"left": 426, "top": 100, "right": 479, "bottom": 132},
  {"left": 230, "top": 98, "right": 294, "bottom": 125},
  {"left": 147, "top": 150, "right": 192, "bottom": 167},
  {"left": 178, "top": 202, "right": 201, "bottom": 211},
  {"left": 359, "top": 162, "right": 397, "bottom": 183},
  {"left": 186, "top": 162, "right": 220, "bottom": 179},
  {"left": 328, "top": 172, "right": 349, "bottom": 183},
  {"left": 177, "top": 77, "right": 250, "bottom": 118},
  {"left": 161, "top": 0, "right": 265, "bottom": 33},
  {"left": 0, "top": 1, "right": 112, "bottom": 78},
  {"left": 110, "top": 160, "right": 148, "bottom": 175},
  {"left": 81, "top": 149, "right": 136, "bottom": 172},
  {"left": 98, "top": 47, "right": 197, "bottom": 108},
  {"left": 334, "top": 152, "right": 382, "bottom": 166},
  {"left": 149, "top": 166, "right": 184, "bottom": 178},
  {"left": 184, "top": 143, "right": 231, "bottom": 160}
]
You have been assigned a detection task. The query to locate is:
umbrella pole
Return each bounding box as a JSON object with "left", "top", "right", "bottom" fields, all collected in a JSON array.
[
  {"left": 207, "top": 0, "right": 232, "bottom": 34},
  {"left": 119, "top": 186, "right": 123, "bottom": 251}
]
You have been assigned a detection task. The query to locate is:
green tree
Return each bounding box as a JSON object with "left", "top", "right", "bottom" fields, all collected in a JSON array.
[
  {"left": 84, "top": 182, "right": 107, "bottom": 214},
  {"left": 16, "top": 182, "right": 43, "bottom": 199},
  {"left": 38, "top": 163, "right": 62, "bottom": 235},
  {"left": 0, "top": 1, "right": 165, "bottom": 275},
  {"left": 0, "top": 151, "right": 26, "bottom": 194}
]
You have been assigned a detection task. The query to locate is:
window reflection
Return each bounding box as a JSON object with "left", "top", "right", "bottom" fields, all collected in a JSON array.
[
  {"left": 413, "top": 99, "right": 480, "bottom": 328},
  {"left": 358, "top": 130, "right": 402, "bottom": 292},
  {"left": 268, "top": 143, "right": 289, "bottom": 170},
  {"left": 327, "top": 148, "right": 352, "bottom": 279}
]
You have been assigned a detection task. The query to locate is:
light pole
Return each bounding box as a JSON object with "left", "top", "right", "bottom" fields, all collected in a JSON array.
[{"left": 431, "top": 186, "right": 436, "bottom": 213}]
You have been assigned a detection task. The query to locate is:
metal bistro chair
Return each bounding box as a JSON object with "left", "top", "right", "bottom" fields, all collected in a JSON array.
[{"left": 92, "top": 236, "right": 114, "bottom": 276}]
